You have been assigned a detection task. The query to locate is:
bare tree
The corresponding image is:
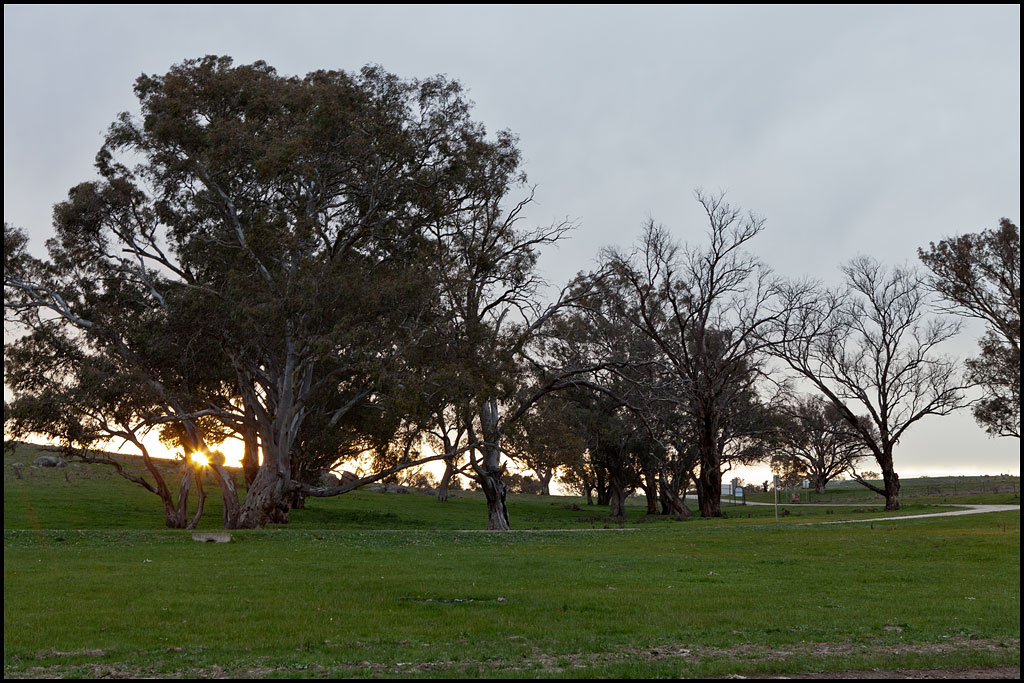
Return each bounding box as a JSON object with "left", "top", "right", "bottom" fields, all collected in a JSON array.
[
  {"left": 770, "top": 257, "right": 971, "bottom": 510},
  {"left": 600, "top": 191, "right": 780, "bottom": 517}
]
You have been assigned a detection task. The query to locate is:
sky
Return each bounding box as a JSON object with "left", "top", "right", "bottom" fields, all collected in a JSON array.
[{"left": 3, "top": 4, "right": 1020, "bottom": 481}]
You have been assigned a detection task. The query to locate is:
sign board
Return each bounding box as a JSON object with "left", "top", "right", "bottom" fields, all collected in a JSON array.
[{"left": 802, "top": 480, "right": 810, "bottom": 489}]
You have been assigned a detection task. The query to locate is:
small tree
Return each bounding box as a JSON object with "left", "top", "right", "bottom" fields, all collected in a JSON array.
[
  {"left": 504, "top": 396, "right": 586, "bottom": 496},
  {"left": 4, "top": 224, "right": 240, "bottom": 528},
  {"left": 771, "top": 395, "right": 871, "bottom": 494}
]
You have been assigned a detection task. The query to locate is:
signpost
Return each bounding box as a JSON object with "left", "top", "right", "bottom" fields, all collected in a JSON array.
[{"left": 773, "top": 474, "right": 780, "bottom": 521}]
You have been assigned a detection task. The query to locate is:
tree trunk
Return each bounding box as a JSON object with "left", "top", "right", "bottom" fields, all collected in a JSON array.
[
  {"left": 814, "top": 474, "right": 826, "bottom": 495},
  {"left": 879, "top": 451, "right": 901, "bottom": 511},
  {"left": 696, "top": 417, "right": 723, "bottom": 518},
  {"left": 171, "top": 464, "right": 193, "bottom": 528},
  {"left": 210, "top": 461, "right": 241, "bottom": 528},
  {"left": 161, "top": 499, "right": 186, "bottom": 528},
  {"left": 437, "top": 458, "right": 456, "bottom": 502},
  {"left": 241, "top": 416, "right": 260, "bottom": 487},
  {"left": 480, "top": 468, "right": 510, "bottom": 530},
  {"left": 185, "top": 465, "right": 206, "bottom": 530},
  {"left": 233, "top": 347, "right": 310, "bottom": 528},
  {"left": 696, "top": 465, "right": 722, "bottom": 518},
  {"left": 237, "top": 461, "right": 286, "bottom": 528},
  {"left": 659, "top": 470, "right": 691, "bottom": 518},
  {"left": 135, "top": 447, "right": 185, "bottom": 529},
  {"left": 287, "top": 460, "right": 312, "bottom": 512},
  {"left": 476, "top": 397, "right": 510, "bottom": 530},
  {"left": 595, "top": 467, "right": 610, "bottom": 506},
  {"left": 659, "top": 468, "right": 674, "bottom": 515},
  {"left": 643, "top": 465, "right": 658, "bottom": 515},
  {"left": 608, "top": 475, "right": 627, "bottom": 519},
  {"left": 538, "top": 468, "right": 553, "bottom": 496},
  {"left": 269, "top": 498, "right": 291, "bottom": 524},
  {"left": 235, "top": 399, "right": 300, "bottom": 528}
]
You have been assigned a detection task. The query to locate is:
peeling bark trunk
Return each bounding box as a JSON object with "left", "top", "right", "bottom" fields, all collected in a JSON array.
[
  {"left": 237, "top": 460, "right": 286, "bottom": 528},
  {"left": 481, "top": 468, "right": 510, "bottom": 530},
  {"left": 233, "top": 341, "right": 310, "bottom": 528},
  {"left": 476, "top": 398, "right": 510, "bottom": 530},
  {"left": 235, "top": 400, "right": 300, "bottom": 528}
]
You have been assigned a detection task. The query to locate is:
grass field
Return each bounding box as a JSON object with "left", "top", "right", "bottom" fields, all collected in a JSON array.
[{"left": 4, "top": 443, "right": 1020, "bottom": 678}]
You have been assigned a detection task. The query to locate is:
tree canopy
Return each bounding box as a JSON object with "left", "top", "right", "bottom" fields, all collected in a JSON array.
[
  {"left": 5, "top": 56, "right": 540, "bottom": 528},
  {"left": 919, "top": 219, "right": 1020, "bottom": 439}
]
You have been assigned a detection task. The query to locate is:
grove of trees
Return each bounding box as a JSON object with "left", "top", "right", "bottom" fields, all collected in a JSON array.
[{"left": 4, "top": 56, "right": 1019, "bottom": 527}]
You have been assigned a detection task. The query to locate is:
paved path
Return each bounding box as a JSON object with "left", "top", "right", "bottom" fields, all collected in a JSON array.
[
  {"left": 699, "top": 496, "right": 1019, "bottom": 525},
  {"left": 792, "top": 503, "right": 1020, "bottom": 525}
]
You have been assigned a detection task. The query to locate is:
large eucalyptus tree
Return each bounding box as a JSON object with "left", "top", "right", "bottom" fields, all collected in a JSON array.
[{"left": 4, "top": 56, "right": 532, "bottom": 528}]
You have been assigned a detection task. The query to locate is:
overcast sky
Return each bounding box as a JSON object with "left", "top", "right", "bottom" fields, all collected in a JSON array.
[{"left": 4, "top": 5, "right": 1020, "bottom": 477}]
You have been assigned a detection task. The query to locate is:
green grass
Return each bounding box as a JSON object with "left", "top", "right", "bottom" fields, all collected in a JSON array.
[
  {"left": 4, "top": 443, "right": 1020, "bottom": 678},
  {"left": 4, "top": 443, "right": 1005, "bottom": 532}
]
